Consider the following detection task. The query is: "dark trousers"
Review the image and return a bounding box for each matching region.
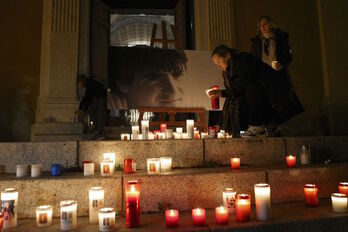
[88,97,107,133]
[244,82,271,126]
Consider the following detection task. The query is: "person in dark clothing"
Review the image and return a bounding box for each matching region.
[209,45,304,138]
[75,75,107,137]
[250,15,293,136]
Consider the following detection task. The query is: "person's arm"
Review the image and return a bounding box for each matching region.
[277,32,292,68]
[79,87,93,111]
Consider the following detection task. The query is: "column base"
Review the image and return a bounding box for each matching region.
[31,122,84,141]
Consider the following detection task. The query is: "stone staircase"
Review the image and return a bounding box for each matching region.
[0,137,348,231]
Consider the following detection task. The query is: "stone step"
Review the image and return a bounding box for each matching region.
[1,163,347,218]
[4,200,348,232]
[1,137,347,174]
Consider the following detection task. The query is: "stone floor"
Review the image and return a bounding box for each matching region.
[5,200,348,232]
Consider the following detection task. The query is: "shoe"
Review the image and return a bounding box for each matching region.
[267,124,283,137]
[241,125,268,138]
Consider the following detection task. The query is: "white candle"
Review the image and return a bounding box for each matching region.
[89,187,104,223]
[173,132,181,139]
[160,157,172,172]
[148,133,155,140]
[222,188,236,213]
[165,129,174,139]
[132,126,139,139]
[16,164,28,177]
[254,183,271,221]
[331,193,347,213]
[84,163,95,176]
[217,132,226,138]
[121,133,130,141]
[182,133,188,139]
[147,158,161,174]
[36,205,53,227]
[156,132,165,140]
[186,119,194,139]
[100,160,114,176]
[1,188,18,228]
[31,164,42,178]
[103,153,116,166]
[141,120,149,140]
[176,127,183,134]
[201,132,209,139]
[98,208,115,232]
[60,200,77,230]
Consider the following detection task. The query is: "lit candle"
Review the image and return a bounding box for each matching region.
[173,132,181,139]
[304,184,319,207]
[132,126,139,139]
[286,155,296,168]
[160,157,172,172]
[121,133,130,140]
[156,132,165,140]
[160,123,167,132]
[217,132,226,138]
[148,132,155,140]
[331,193,347,213]
[100,160,114,176]
[0,212,3,229]
[176,127,183,134]
[192,208,206,226]
[84,163,95,176]
[125,180,140,228]
[254,183,271,221]
[186,119,194,139]
[208,126,217,138]
[103,153,116,166]
[147,158,161,174]
[16,164,28,177]
[124,159,136,174]
[98,208,115,231]
[201,132,209,139]
[141,120,149,140]
[194,130,200,139]
[215,206,229,225]
[165,209,179,227]
[31,164,42,178]
[222,188,236,213]
[60,200,77,230]
[339,182,348,195]
[36,205,53,227]
[1,188,18,228]
[89,187,104,224]
[182,133,188,139]
[82,160,92,171]
[230,158,241,170]
[235,194,251,222]
[165,129,174,139]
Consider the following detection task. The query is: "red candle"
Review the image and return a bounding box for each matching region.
[125,180,140,227]
[124,159,136,174]
[210,85,220,110]
[286,155,296,168]
[208,126,218,138]
[235,194,251,222]
[230,158,241,170]
[304,184,318,207]
[160,123,167,132]
[194,130,200,139]
[215,206,229,225]
[192,208,205,226]
[339,182,348,195]
[165,209,179,227]
[82,160,92,171]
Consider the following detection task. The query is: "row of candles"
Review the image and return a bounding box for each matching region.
[2,181,347,230]
[120,121,230,140]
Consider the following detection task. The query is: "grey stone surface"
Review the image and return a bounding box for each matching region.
[5,200,348,232]
[123,168,266,213]
[205,138,286,167]
[0,142,78,173]
[0,172,122,218]
[79,140,203,170]
[285,136,348,163]
[267,163,348,203]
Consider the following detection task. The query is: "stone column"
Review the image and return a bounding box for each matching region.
[31,0,84,141]
[194,0,236,51]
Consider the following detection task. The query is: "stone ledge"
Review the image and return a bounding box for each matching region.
[123,168,266,213]
[0,172,122,218]
[204,138,286,166]
[267,163,348,203]
[0,141,78,173]
[79,140,203,170]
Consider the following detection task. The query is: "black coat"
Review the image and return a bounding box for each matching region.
[79,79,107,111]
[220,51,304,132]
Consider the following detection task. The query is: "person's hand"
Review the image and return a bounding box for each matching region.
[208,90,222,98]
[271,61,282,71]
